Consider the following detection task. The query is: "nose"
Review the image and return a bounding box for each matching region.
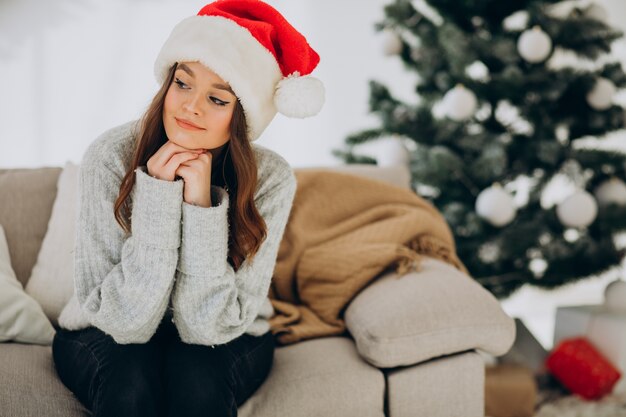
[183,93,203,115]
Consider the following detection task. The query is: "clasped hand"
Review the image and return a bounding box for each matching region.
[146,140,213,207]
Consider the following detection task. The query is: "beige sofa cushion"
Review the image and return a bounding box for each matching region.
[386,351,484,417]
[25,162,80,326]
[344,257,515,368]
[0,167,62,287]
[0,225,55,345]
[0,336,385,417]
[239,336,385,417]
[0,343,89,417]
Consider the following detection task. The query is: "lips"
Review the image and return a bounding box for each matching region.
[175,117,204,130]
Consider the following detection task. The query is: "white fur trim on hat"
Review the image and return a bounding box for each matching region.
[274,72,325,118]
[154,15,282,141]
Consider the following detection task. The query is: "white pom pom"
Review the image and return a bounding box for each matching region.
[274,74,325,118]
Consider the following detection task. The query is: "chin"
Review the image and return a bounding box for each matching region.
[166,127,200,149]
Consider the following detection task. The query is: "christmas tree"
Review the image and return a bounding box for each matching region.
[335,0,626,298]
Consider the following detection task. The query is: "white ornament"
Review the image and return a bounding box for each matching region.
[376,138,410,167]
[465,61,490,82]
[594,178,626,206]
[546,2,577,19]
[563,228,581,242]
[586,3,608,22]
[502,10,529,32]
[556,190,598,228]
[478,242,500,263]
[517,26,552,63]
[443,84,478,121]
[555,124,570,144]
[529,258,548,279]
[586,77,616,111]
[475,184,517,227]
[604,279,626,313]
[382,30,403,56]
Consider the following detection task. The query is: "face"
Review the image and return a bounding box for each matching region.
[163,61,237,158]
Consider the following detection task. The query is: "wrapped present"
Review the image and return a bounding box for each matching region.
[546,337,621,400]
[554,304,626,393]
[485,363,537,417]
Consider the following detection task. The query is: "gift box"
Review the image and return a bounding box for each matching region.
[546,337,621,400]
[485,363,537,417]
[554,304,626,393]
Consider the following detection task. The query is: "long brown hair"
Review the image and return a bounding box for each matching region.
[114,62,267,271]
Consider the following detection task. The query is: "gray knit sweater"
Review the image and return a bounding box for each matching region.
[56,119,297,346]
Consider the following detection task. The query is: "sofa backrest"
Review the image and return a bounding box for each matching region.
[295,164,411,190]
[0,164,411,287]
[0,167,63,287]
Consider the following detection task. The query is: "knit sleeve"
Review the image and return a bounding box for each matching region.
[73,154,183,344]
[171,167,297,346]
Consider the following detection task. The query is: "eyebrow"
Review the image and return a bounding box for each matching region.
[177,63,236,96]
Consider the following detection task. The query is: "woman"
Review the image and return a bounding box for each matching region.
[51,1,324,416]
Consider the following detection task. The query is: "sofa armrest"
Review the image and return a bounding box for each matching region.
[344,257,515,368]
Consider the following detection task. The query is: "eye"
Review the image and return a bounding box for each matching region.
[174,78,229,106]
[210,97,229,106]
[174,78,188,89]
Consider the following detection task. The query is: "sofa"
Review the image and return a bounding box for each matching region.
[0,161,515,417]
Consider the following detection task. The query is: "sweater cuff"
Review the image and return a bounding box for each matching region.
[178,185,229,276]
[131,166,184,249]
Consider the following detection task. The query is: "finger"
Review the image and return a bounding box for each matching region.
[196,153,213,163]
[151,141,178,166]
[177,152,211,167]
[174,164,195,179]
[177,158,205,173]
[175,163,189,173]
[166,150,200,165]
[154,142,203,168]
[176,159,210,181]
[164,152,199,176]
[184,155,212,174]
[174,165,186,180]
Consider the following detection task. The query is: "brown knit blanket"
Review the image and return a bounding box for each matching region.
[267,169,468,346]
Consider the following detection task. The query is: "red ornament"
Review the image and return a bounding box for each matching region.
[546,337,621,400]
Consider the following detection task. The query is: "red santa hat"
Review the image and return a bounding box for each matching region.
[154,0,324,142]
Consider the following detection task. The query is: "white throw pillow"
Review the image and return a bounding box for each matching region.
[25,161,79,326]
[0,224,55,345]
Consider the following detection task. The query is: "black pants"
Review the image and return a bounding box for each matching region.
[51,316,275,417]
